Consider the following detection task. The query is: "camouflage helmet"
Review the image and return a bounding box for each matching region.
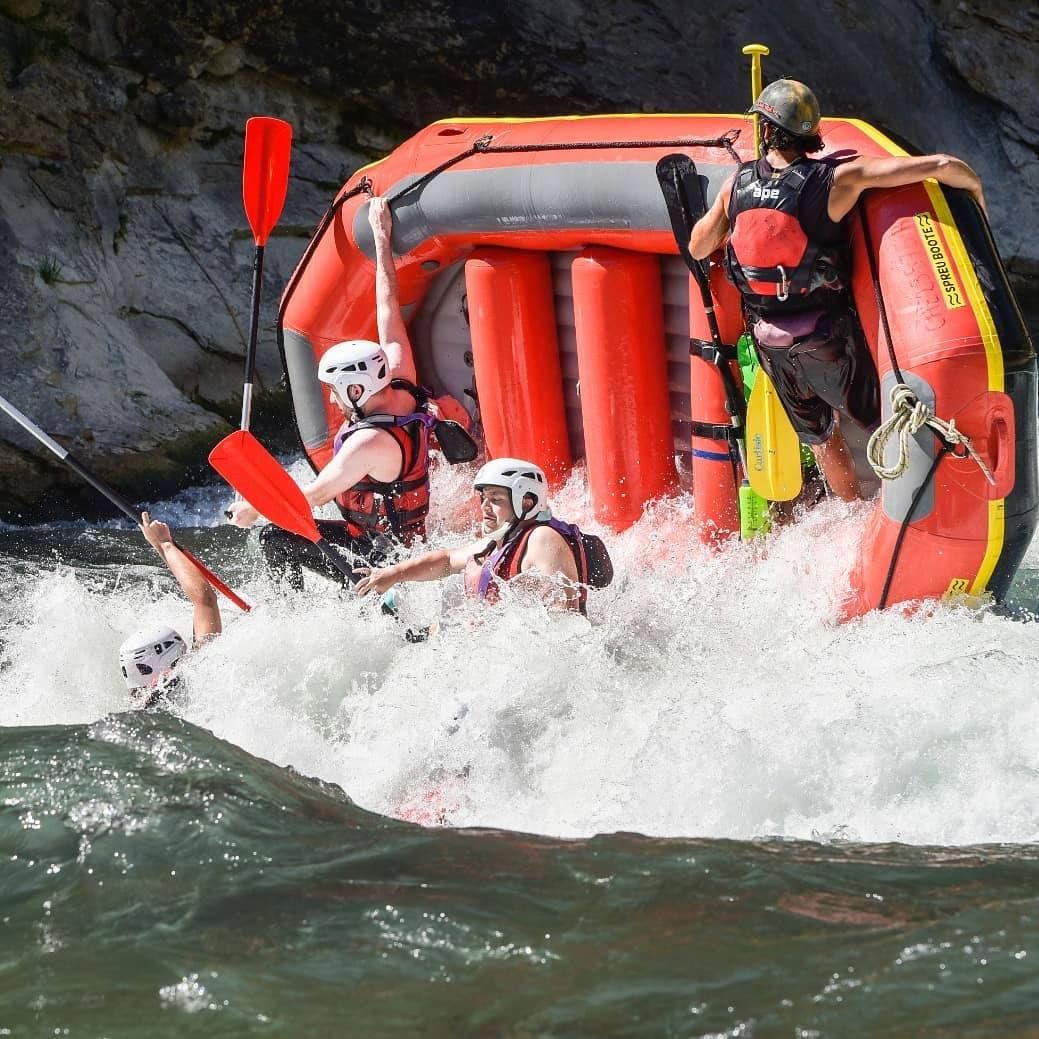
[749,79,821,137]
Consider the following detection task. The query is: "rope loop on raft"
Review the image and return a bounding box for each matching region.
[867,382,995,485]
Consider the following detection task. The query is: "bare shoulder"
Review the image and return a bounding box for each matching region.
[336,425,387,454]
[387,385,422,414]
[522,524,578,578]
[335,423,402,475]
[710,170,736,209]
[526,524,568,550]
[830,154,871,183]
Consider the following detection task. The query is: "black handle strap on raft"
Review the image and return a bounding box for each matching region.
[690,420,744,444]
[859,199,906,386]
[877,444,952,610]
[689,339,739,363]
[859,197,962,610]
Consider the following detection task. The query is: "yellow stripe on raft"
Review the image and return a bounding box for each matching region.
[920,188,1004,595]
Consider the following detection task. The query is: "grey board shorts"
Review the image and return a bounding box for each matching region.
[751,308,880,445]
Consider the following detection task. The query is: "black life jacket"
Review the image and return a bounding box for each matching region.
[725,158,848,314]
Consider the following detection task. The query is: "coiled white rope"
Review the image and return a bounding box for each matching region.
[866,382,995,485]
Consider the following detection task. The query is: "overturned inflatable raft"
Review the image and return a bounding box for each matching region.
[278,114,1037,620]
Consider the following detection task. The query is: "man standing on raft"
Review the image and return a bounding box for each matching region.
[688,79,986,501]
[227,196,435,586]
[355,458,612,615]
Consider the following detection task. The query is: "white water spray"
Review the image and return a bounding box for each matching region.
[2,460,1038,845]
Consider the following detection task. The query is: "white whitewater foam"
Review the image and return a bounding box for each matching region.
[2,460,1038,846]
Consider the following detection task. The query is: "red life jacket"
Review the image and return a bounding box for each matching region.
[462,518,590,615]
[725,158,847,313]
[333,382,432,545]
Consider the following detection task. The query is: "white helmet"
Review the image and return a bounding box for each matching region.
[118,625,187,691]
[317,339,391,411]
[474,457,549,519]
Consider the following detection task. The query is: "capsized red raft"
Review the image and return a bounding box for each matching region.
[277,114,1038,620]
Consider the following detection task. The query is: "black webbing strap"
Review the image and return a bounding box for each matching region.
[689,338,739,362]
[690,420,740,443]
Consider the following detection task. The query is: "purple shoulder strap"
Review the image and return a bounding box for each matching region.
[333,411,435,455]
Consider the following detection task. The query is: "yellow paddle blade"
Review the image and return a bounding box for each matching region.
[745,370,803,501]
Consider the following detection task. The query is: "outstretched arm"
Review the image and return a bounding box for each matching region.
[354,540,483,598]
[688,173,735,260]
[139,512,222,641]
[368,196,418,384]
[829,153,986,221]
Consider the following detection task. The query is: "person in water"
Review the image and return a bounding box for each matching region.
[227,195,435,587]
[354,458,611,615]
[688,78,986,501]
[118,512,222,706]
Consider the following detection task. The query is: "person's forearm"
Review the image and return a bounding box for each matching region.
[159,540,217,607]
[303,476,336,509]
[688,218,727,260]
[934,156,986,211]
[373,227,401,345]
[385,550,455,586]
[931,156,980,192]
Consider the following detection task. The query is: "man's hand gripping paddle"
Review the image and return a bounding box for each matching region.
[239,116,292,431]
[655,154,767,536]
[0,392,251,612]
[209,430,357,583]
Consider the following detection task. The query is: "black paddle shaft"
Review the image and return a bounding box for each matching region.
[315,536,361,583]
[244,244,265,388]
[655,153,748,430]
[64,453,142,525]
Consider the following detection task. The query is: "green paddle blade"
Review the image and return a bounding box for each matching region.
[738,482,771,538]
[746,370,803,501]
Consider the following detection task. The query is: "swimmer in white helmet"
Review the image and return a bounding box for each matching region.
[118,512,222,707]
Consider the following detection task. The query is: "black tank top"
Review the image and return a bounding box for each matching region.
[773,157,845,245]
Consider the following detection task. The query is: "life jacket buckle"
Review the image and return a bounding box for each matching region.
[776,265,790,302]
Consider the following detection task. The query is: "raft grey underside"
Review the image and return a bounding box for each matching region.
[280,163,1038,602]
[283,158,880,481]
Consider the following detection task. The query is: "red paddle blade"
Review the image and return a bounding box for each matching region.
[242,116,292,246]
[209,430,320,544]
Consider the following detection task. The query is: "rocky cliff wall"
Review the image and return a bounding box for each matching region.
[1,0,1036,520]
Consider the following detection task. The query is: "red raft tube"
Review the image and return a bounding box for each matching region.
[277,114,1037,620]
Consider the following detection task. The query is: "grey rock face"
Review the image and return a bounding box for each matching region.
[0,0,1035,519]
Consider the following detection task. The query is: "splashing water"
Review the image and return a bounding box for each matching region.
[1,457,1037,846]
